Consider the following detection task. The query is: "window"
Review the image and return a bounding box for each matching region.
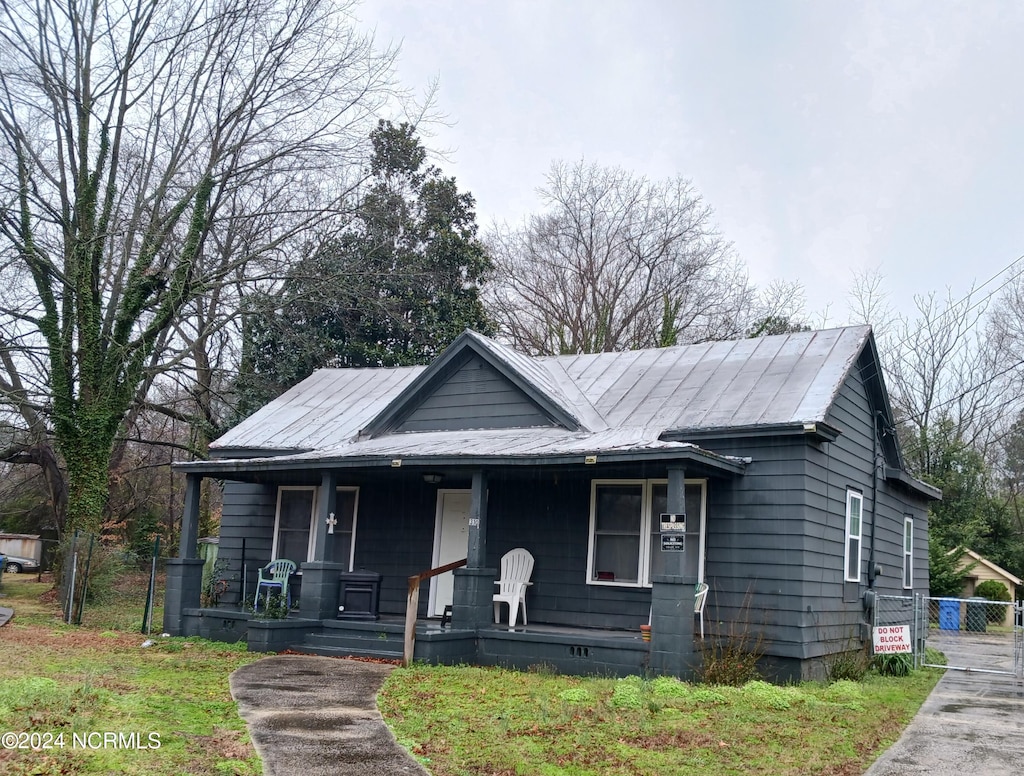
[272,486,359,569]
[274,487,316,563]
[844,490,863,582]
[902,516,913,589]
[587,479,706,587]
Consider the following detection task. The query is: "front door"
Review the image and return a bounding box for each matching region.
[428,489,472,616]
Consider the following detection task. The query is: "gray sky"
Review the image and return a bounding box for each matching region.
[356,0,1024,323]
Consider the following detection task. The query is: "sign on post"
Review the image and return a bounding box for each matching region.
[872,624,913,654]
[660,513,685,532]
[660,534,685,552]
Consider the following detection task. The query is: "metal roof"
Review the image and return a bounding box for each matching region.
[211,325,873,460]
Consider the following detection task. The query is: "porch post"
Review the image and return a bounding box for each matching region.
[164,472,205,635]
[453,470,496,629]
[649,465,698,679]
[300,471,345,621]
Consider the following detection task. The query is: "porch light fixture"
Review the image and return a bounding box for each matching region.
[422,473,443,484]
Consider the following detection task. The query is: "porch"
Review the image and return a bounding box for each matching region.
[180,606,659,676]
[165,459,719,679]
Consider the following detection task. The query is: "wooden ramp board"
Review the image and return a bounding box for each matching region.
[0,606,13,627]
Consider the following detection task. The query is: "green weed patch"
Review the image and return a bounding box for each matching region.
[380,662,941,776]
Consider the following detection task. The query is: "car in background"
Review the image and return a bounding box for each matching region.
[0,554,40,573]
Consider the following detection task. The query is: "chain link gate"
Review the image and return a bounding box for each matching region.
[874,594,1023,679]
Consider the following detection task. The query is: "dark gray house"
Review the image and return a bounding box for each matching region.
[164,325,939,681]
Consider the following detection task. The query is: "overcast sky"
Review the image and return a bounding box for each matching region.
[355,0,1024,324]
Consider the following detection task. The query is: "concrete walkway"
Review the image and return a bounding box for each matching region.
[230,655,428,776]
[864,632,1024,776]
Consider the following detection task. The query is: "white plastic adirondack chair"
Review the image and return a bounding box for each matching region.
[694,581,709,639]
[493,548,534,629]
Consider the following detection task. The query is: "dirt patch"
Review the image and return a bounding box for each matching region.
[0,622,141,651]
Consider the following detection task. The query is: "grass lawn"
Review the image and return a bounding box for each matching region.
[0,573,268,775]
[0,571,943,776]
[380,661,942,776]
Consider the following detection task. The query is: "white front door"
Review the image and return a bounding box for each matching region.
[428,489,472,617]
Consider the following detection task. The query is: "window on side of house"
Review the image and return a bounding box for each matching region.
[902,515,913,589]
[587,478,706,587]
[272,485,360,566]
[844,489,863,582]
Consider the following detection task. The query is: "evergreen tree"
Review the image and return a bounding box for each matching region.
[236,122,494,415]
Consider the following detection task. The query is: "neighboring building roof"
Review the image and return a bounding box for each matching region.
[214,326,873,452]
[952,548,1024,587]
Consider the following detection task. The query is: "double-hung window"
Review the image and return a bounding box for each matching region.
[902,516,913,589]
[844,490,863,582]
[587,478,706,587]
[272,486,359,569]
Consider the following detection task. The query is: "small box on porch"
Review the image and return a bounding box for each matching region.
[337,570,382,620]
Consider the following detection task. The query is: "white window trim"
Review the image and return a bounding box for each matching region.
[337,486,360,572]
[272,486,317,563]
[902,516,913,590]
[271,485,360,568]
[586,478,707,588]
[844,489,863,583]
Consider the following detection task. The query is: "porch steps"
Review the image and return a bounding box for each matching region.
[295,632,404,660]
[289,619,477,663]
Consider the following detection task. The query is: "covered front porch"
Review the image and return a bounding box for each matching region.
[164,448,740,679]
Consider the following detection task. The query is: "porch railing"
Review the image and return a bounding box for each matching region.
[405,558,467,666]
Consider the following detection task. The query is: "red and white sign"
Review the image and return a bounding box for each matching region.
[873,625,913,654]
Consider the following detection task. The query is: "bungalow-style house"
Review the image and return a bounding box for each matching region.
[164,325,939,681]
[953,548,1022,627]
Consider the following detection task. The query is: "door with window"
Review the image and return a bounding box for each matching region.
[428,489,472,616]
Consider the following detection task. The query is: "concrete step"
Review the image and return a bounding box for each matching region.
[291,642,403,660]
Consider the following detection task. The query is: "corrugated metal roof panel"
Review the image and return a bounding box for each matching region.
[210,325,874,456]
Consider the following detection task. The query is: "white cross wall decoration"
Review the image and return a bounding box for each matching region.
[326,512,337,535]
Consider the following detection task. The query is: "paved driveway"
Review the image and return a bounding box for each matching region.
[864,630,1023,776]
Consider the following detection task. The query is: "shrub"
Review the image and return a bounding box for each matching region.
[53,536,126,606]
[826,648,871,682]
[975,580,1012,623]
[699,638,762,685]
[697,586,765,686]
[873,653,913,677]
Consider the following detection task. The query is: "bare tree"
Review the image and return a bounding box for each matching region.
[486,160,750,354]
[0,0,399,534]
[878,289,1005,475]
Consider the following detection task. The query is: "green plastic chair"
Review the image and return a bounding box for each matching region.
[254,559,296,611]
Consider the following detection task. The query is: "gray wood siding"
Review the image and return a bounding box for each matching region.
[216,481,277,606]
[395,354,557,432]
[347,477,441,617]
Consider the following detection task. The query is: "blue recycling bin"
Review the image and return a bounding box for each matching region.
[938,599,960,630]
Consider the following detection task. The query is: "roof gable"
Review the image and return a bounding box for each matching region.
[359,331,592,438]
